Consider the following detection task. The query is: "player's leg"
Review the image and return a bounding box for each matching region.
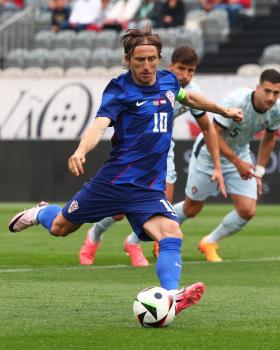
[143,215,206,314]
[206,195,256,241]
[9,201,81,236]
[153,142,177,258]
[123,231,149,267]
[153,182,175,258]
[173,152,215,224]
[79,214,124,265]
[173,196,204,224]
[199,173,257,262]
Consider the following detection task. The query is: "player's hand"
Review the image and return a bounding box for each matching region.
[223,108,243,123]
[68,150,86,176]
[256,177,263,197]
[211,168,227,198]
[234,159,256,180]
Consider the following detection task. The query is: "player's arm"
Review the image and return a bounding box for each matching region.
[177,88,243,122]
[255,130,277,195]
[68,116,111,176]
[197,114,226,197]
[214,122,256,179]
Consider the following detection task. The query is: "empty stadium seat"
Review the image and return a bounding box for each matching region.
[108,66,125,78]
[52,31,76,49]
[159,47,174,70]
[66,48,91,68]
[88,48,113,68]
[23,67,44,78]
[42,66,65,78]
[108,47,124,68]
[72,31,98,50]
[175,28,204,59]
[2,67,23,77]
[95,30,118,49]
[87,66,109,78]
[237,63,262,76]
[4,48,28,68]
[24,48,49,68]
[261,63,280,72]
[259,44,280,65]
[65,67,87,78]
[45,48,69,68]
[34,30,55,50]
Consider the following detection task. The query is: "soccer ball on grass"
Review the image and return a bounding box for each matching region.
[133,286,176,328]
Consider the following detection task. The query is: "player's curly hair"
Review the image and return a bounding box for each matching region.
[120,27,162,60]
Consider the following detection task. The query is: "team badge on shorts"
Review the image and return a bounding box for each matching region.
[166,91,175,108]
[68,200,79,213]
[192,186,198,195]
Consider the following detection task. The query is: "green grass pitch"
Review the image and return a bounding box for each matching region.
[1,203,280,350]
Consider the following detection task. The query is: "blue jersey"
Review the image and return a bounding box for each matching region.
[91,70,181,192]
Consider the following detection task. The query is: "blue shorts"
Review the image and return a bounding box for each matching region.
[62,180,179,241]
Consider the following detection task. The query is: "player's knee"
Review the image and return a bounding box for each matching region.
[184,203,201,218]
[50,223,70,237]
[238,207,256,220]
[162,221,183,239]
[112,214,125,221]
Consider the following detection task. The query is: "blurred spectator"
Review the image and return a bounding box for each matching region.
[103,0,141,31]
[130,0,161,28]
[199,0,251,27]
[157,0,186,28]
[0,0,24,10]
[87,0,114,31]
[222,0,252,27]
[199,0,222,12]
[59,0,102,32]
[48,0,70,32]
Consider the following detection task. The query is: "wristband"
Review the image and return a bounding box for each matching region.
[255,165,265,177]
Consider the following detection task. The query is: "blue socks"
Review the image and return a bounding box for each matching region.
[37,205,61,231]
[156,237,182,290]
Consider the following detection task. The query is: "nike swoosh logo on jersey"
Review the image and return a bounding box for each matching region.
[136,100,148,106]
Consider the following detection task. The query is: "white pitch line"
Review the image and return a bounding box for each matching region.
[0,256,280,274]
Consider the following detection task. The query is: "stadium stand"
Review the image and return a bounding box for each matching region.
[259,44,280,66]
[64,66,87,77]
[66,47,91,68]
[87,65,108,78]
[4,48,28,68]
[41,65,64,77]
[24,48,49,68]
[34,30,55,49]
[22,66,44,77]
[198,0,280,72]
[2,66,23,76]
[236,63,262,76]
[1,0,279,75]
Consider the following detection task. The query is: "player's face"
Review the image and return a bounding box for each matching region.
[126,45,160,86]
[168,62,196,87]
[255,81,280,111]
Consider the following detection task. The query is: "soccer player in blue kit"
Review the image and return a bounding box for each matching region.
[9,27,243,315]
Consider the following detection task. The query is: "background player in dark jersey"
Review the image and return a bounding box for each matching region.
[9,27,242,315]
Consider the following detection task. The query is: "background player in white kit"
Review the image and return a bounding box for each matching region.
[173,69,280,262]
[79,46,226,266]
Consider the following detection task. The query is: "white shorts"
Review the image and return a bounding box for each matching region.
[166,141,177,184]
[185,153,257,201]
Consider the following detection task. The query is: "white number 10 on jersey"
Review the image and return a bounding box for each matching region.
[153,112,168,133]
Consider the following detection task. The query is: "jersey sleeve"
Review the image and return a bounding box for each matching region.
[96,79,126,123]
[213,90,242,129]
[266,104,280,132]
[188,83,206,118]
